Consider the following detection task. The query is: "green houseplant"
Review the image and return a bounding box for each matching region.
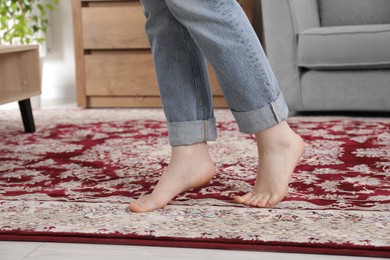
[0,0,59,45]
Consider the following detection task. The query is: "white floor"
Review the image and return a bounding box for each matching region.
[0,98,78,110]
[0,100,383,260]
[0,241,381,260]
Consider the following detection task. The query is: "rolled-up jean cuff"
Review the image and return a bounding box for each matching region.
[167,117,217,146]
[231,94,289,134]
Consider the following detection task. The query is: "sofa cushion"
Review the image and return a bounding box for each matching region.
[319,0,390,26]
[298,24,390,70]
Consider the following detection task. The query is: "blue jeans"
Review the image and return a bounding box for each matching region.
[140,0,289,146]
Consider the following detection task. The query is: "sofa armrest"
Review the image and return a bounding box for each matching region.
[261,0,319,110]
[289,0,320,33]
[262,0,303,110]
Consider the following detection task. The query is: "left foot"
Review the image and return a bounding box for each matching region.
[128,142,216,213]
[234,121,304,208]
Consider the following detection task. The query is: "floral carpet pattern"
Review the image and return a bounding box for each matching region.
[0,109,389,257]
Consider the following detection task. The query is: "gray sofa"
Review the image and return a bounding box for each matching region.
[261,0,390,111]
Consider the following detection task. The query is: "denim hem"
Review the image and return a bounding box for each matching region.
[231,94,289,134]
[167,117,217,146]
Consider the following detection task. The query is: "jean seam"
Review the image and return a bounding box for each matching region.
[204,120,208,141]
[270,101,281,123]
[183,26,204,120]
[217,0,274,100]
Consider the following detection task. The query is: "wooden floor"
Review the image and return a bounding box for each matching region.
[0,241,379,260]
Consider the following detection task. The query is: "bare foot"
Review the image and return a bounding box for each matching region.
[234,121,304,208]
[128,142,216,213]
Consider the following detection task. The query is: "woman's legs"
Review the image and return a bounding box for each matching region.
[130,0,304,212]
[164,0,289,131]
[140,0,217,146]
[129,0,216,212]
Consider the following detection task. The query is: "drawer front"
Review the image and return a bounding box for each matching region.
[87,96,227,108]
[0,49,41,104]
[85,51,159,96]
[82,2,150,49]
[85,52,225,97]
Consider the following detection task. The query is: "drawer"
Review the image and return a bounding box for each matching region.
[0,47,41,104]
[85,51,159,96]
[82,2,150,49]
[87,96,227,108]
[85,51,225,97]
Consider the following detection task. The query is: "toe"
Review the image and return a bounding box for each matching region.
[128,202,146,213]
[266,194,283,207]
[234,192,254,204]
[246,194,263,207]
[128,201,162,213]
[128,200,148,213]
[258,195,270,208]
[254,195,266,207]
[128,195,163,213]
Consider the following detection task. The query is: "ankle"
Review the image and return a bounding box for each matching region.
[255,121,294,142]
[170,142,212,162]
[172,141,207,153]
[255,122,300,151]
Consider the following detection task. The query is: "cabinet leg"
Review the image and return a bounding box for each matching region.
[18,99,36,133]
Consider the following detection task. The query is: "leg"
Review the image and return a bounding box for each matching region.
[165,0,288,128]
[129,0,216,213]
[165,0,304,207]
[141,0,216,146]
[18,99,36,133]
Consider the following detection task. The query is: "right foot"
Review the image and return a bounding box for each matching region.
[128,142,216,213]
[234,121,304,208]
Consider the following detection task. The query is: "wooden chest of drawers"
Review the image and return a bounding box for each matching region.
[72,0,261,108]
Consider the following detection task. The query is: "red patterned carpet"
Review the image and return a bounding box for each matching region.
[0,109,389,257]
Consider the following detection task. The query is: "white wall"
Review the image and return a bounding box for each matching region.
[0,0,75,110]
[41,0,76,102]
